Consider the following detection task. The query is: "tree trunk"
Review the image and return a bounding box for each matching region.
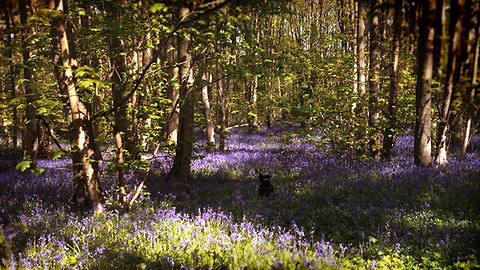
[37,122,52,158]
[247,76,260,132]
[382,0,403,160]
[129,47,140,160]
[50,0,103,214]
[368,0,382,161]
[407,0,421,54]
[201,70,215,152]
[3,3,18,151]
[166,38,180,148]
[462,25,479,156]
[436,0,466,165]
[19,0,37,169]
[433,0,445,74]
[356,0,367,98]
[109,3,129,205]
[139,34,152,151]
[169,4,195,181]
[414,0,436,166]
[217,63,228,151]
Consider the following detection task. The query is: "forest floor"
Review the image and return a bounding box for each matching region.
[1,125,479,269]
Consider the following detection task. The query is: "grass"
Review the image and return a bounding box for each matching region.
[0,126,479,269]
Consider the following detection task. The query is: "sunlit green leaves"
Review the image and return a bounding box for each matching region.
[149,3,168,14]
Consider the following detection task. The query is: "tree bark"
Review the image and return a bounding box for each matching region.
[368,0,382,161]
[247,75,260,132]
[433,0,445,74]
[217,62,228,151]
[50,0,103,214]
[37,122,52,158]
[166,38,180,148]
[109,2,129,205]
[3,3,18,151]
[414,0,436,166]
[169,4,195,181]
[129,47,140,160]
[382,0,403,160]
[19,0,38,169]
[436,0,466,165]
[139,34,152,150]
[356,0,367,98]
[462,25,479,156]
[201,70,215,152]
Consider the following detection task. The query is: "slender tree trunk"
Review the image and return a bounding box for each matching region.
[368,0,382,161]
[247,75,260,132]
[166,38,180,148]
[129,48,140,160]
[414,0,436,166]
[436,0,466,165]
[201,70,215,152]
[356,0,366,98]
[354,0,367,154]
[247,15,260,132]
[50,0,103,214]
[37,122,52,158]
[408,0,421,54]
[169,4,195,181]
[433,0,444,74]
[4,4,18,151]
[382,0,403,160]
[217,63,228,151]
[140,34,152,150]
[108,1,130,204]
[19,0,37,169]
[462,26,479,156]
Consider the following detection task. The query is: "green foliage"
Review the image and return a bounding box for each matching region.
[15,161,31,172]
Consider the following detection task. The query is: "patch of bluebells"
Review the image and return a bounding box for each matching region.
[0,126,479,268]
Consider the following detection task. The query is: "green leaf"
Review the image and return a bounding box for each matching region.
[31,168,45,174]
[52,151,65,160]
[77,8,86,16]
[15,161,32,172]
[8,96,23,105]
[149,3,167,13]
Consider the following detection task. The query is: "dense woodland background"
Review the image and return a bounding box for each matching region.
[0,0,480,268]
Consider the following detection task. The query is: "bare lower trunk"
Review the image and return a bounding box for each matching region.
[436,0,466,165]
[462,25,479,156]
[382,0,402,160]
[114,130,126,205]
[202,71,215,151]
[37,122,52,158]
[217,67,227,151]
[72,118,104,214]
[247,76,260,132]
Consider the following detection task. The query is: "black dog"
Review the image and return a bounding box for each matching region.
[258,173,274,197]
